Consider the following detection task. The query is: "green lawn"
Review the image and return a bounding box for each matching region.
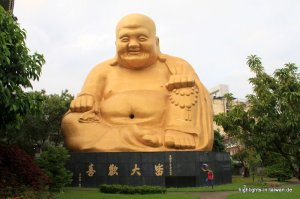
[168,175,279,192]
[57,188,198,199]
[56,176,300,199]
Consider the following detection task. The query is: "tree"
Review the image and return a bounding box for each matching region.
[232,148,250,177]
[212,129,226,152]
[266,159,293,182]
[40,90,73,146]
[247,148,262,183]
[215,55,300,180]
[37,146,72,192]
[7,90,73,154]
[0,6,45,139]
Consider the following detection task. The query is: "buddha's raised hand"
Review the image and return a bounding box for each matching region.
[70,94,94,112]
[165,74,195,91]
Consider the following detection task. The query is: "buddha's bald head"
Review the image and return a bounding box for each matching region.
[116,13,156,36]
[115,14,160,69]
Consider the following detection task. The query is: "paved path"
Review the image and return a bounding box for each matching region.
[172,191,237,199]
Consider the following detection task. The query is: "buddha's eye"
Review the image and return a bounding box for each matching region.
[120,37,129,42]
[138,36,148,42]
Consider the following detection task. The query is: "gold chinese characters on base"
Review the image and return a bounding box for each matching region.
[85,162,165,177]
[61,13,213,152]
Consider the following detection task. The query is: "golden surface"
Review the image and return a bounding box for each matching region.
[61,14,213,152]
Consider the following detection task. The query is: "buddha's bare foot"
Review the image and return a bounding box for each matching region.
[165,130,195,149]
[142,134,162,147]
[132,127,163,147]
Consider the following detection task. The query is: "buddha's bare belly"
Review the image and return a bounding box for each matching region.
[100,90,168,126]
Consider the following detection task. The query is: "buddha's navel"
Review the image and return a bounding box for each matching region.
[100,90,168,125]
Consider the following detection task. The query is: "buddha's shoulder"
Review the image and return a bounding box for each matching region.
[160,54,191,66]
[91,58,118,71]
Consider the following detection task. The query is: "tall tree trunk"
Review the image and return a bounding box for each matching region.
[296,163,300,181]
[243,167,250,177]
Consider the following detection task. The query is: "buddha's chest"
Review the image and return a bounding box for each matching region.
[99,63,170,125]
[104,63,170,92]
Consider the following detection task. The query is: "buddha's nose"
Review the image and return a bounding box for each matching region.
[128,39,139,49]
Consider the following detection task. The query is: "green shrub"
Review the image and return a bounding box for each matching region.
[37,146,73,192]
[99,184,167,194]
[265,163,293,181]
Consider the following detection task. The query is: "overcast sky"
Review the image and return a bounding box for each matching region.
[14,0,300,99]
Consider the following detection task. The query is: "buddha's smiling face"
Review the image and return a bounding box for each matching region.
[115,14,159,69]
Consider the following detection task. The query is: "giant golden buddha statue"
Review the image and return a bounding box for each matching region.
[61,14,213,152]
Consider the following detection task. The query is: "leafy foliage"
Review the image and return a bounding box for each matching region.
[247,148,262,183]
[0,6,45,137]
[232,149,250,177]
[0,144,48,197]
[4,90,73,154]
[215,55,300,180]
[266,158,293,181]
[212,129,226,152]
[37,146,73,192]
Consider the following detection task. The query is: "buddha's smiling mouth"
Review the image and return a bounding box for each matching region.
[128,51,141,55]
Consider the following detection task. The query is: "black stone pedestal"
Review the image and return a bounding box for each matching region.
[66,151,231,187]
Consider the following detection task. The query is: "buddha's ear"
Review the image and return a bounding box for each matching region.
[156,37,160,46]
[156,36,162,55]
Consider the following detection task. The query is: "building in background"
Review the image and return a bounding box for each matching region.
[210,84,230,116]
[209,84,246,155]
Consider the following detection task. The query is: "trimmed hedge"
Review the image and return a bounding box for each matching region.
[99,184,167,194]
